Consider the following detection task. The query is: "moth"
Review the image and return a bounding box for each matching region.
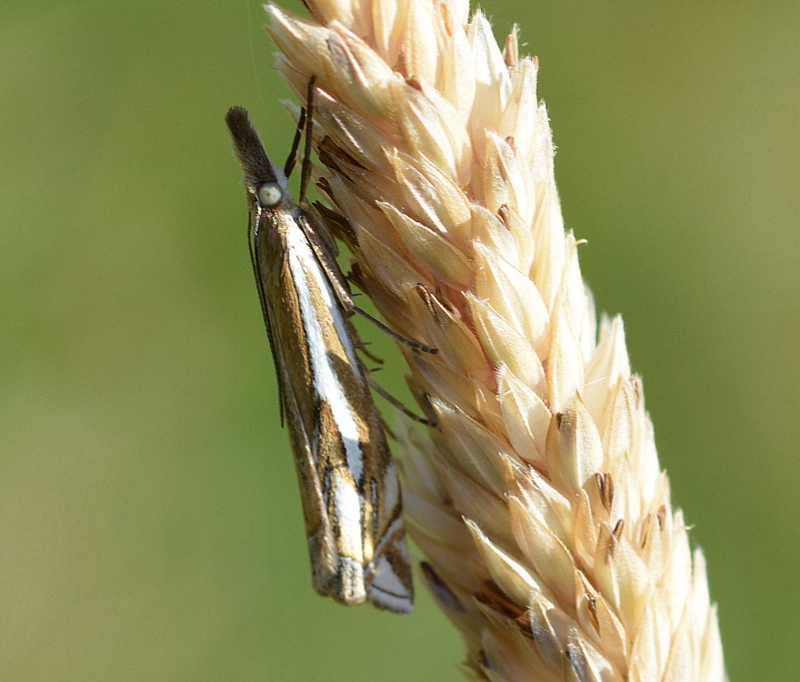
[225,95,413,612]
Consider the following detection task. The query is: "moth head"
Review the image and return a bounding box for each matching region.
[225,107,290,209]
[256,181,285,208]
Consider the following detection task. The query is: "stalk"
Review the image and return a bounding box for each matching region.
[266,1,726,678]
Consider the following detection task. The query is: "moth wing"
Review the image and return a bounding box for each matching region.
[296,202,354,312]
[252,202,413,611]
[276,352,342,597]
[358,418,414,613]
[293,211,415,612]
[252,212,343,597]
[248,210,288,428]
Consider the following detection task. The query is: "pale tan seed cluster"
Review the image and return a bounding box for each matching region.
[266,0,726,678]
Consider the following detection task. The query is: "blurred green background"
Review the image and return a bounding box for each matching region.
[1,0,797,679]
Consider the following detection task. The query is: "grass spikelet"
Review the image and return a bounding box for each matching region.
[265,0,727,678]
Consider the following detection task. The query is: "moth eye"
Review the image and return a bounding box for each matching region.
[257,182,283,207]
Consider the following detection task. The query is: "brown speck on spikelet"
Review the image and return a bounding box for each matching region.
[265,0,726,679]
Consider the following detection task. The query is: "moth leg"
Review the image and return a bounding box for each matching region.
[353,341,385,367]
[299,75,317,201]
[282,106,307,179]
[366,375,437,428]
[284,74,317,183]
[353,306,438,354]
